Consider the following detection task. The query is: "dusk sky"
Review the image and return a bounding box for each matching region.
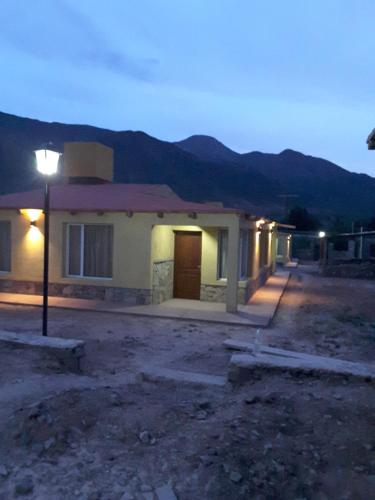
[1,0,374,175]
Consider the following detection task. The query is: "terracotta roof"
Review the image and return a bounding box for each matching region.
[0,183,241,214]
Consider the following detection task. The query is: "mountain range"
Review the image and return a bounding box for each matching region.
[0,111,374,220]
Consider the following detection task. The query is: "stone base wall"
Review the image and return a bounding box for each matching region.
[0,279,151,305]
[152,260,174,304]
[200,265,273,305]
[200,284,227,303]
[200,283,252,305]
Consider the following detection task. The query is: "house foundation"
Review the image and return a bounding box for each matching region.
[0,279,151,305]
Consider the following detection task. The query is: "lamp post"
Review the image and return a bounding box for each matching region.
[35,149,60,336]
[318,231,327,266]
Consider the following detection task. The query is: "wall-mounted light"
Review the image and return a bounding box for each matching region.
[20,208,43,224]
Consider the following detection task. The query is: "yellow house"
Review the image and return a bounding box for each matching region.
[0,142,287,313]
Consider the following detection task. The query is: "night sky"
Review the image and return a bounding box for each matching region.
[1,0,374,175]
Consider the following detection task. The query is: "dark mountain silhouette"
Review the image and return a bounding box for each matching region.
[176,135,375,217]
[0,112,278,215]
[175,135,240,164]
[0,112,374,219]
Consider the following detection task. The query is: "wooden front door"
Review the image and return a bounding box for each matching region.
[173,231,202,299]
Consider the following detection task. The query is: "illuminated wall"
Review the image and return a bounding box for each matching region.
[0,208,278,293]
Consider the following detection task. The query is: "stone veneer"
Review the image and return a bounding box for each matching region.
[0,279,151,305]
[152,260,174,304]
[200,265,272,305]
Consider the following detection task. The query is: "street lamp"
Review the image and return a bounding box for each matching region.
[35,149,60,336]
[318,230,327,265]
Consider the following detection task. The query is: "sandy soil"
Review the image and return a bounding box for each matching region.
[264,264,375,363]
[0,264,374,499]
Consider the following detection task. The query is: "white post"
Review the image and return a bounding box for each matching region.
[226,219,240,313]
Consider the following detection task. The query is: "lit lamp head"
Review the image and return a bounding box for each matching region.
[35,149,60,176]
[318,231,326,238]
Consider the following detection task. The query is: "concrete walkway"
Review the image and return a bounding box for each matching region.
[0,271,289,327]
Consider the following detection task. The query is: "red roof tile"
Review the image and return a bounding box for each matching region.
[0,183,241,215]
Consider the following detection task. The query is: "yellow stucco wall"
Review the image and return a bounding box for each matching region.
[151,225,220,285]
[150,220,275,287]
[63,142,113,182]
[1,210,257,291]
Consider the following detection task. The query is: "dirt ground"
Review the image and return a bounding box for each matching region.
[0,264,374,499]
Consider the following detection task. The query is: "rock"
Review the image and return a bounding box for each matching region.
[354,465,365,473]
[244,396,261,405]
[142,493,154,500]
[120,493,135,500]
[138,431,156,445]
[140,484,153,492]
[28,405,42,420]
[14,475,34,495]
[229,471,243,483]
[200,455,214,466]
[44,437,56,450]
[222,463,230,474]
[197,400,211,410]
[155,483,177,500]
[0,464,9,478]
[109,392,122,407]
[263,443,273,454]
[196,410,208,420]
[81,417,96,430]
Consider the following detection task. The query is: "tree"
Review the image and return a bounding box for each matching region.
[286,206,319,231]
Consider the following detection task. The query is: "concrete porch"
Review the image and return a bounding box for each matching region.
[0,271,290,327]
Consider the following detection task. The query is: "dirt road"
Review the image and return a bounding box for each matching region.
[0,265,374,499]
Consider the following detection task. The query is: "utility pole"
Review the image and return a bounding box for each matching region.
[278,194,299,218]
[359,226,363,260]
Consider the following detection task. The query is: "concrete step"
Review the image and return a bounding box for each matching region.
[0,330,85,372]
[225,339,375,383]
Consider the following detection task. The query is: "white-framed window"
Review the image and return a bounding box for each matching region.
[217,229,250,280]
[0,221,11,273]
[239,229,249,279]
[217,229,228,279]
[66,224,113,279]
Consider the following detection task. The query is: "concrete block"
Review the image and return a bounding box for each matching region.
[0,330,85,372]
[227,346,375,383]
[141,366,227,387]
